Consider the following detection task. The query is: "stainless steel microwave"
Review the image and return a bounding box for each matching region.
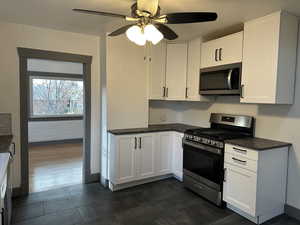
[199,64,241,95]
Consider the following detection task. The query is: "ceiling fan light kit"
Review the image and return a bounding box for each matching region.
[126,24,164,46]
[73,0,217,46]
[144,24,164,45]
[126,25,147,46]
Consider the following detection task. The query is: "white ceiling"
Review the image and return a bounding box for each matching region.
[1,0,300,40]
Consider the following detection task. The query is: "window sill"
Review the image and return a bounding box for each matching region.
[29,116,83,121]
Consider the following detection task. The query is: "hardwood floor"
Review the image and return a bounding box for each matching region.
[29,143,83,193]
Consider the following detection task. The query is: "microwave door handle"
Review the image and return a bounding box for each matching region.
[227,69,233,90]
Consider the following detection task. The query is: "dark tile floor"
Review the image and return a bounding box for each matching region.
[12,178,300,225]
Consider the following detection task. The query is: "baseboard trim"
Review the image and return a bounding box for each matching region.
[285,204,300,221]
[109,174,173,191]
[29,138,83,146]
[85,173,100,183]
[100,175,109,188]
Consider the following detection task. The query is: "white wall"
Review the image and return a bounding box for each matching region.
[28,120,83,143]
[0,21,101,187]
[149,25,300,210]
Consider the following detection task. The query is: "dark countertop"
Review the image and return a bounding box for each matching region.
[108,123,201,135]
[225,137,292,151]
[0,135,13,152]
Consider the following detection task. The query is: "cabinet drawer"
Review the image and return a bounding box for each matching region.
[225,153,257,173]
[225,144,258,161]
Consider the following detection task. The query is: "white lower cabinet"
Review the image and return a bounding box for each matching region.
[138,134,156,180]
[115,135,137,184]
[172,132,184,180]
[109,133,155,185]
[109,131,184,188]
[223,144,289,224]
[155,132,173,175]
[223,163,257,217]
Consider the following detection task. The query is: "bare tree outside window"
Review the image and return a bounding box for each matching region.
[31,78,83,117]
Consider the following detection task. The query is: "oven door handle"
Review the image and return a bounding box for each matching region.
[182,140,222,155]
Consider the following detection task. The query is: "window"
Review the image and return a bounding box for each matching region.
[30,77,83,118]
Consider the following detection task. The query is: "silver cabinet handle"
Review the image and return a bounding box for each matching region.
[240,84,245,98]
[223,168,227,182]
[166,88,169,98]
[163,87,166,97]
[134,137,137,149]
[215,49,218,61]
[10,142,16,159]
[232,157,247,165]
[219,48,222,61]
[139,137,142,149]
[233,147,247,154]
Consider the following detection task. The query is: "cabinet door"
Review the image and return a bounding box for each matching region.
[216,32,243,66]
[241,14,279,104]
[241,12,297,104]
[165,43,188,100]
[187,38,209,102]
[116,135,137,184]
[223,163,257,217]
[107,35,148,130]
[172,132,184,180]
[201,40,219,68]
[156,132,173,175]
[137,133,156,179]
[148,42,167,100]
[201,32,243,68]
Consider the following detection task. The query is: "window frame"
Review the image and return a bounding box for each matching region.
[28,71,84,121]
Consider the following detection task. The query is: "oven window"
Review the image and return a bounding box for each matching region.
[183,144,223,184]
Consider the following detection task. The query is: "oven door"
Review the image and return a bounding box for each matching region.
[183,141,223,191]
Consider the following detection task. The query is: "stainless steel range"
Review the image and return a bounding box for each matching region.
[183,113,254,206]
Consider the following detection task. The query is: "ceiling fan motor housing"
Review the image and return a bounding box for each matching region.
[131,3,161,18]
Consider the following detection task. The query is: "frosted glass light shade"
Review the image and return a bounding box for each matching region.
[144,24,163,45]
[126,25,146,46]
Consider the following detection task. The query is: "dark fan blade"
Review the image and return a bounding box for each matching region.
[72,9,126,18]
[108,25,133,36]
[155,24,178,40]
[165,12,217,24]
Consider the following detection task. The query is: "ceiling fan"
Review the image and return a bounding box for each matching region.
[73,0,217,46]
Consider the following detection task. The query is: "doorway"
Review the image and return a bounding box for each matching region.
[18,48,92,195]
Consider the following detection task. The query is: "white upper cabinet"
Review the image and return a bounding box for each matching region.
[241,11,298,104]
[148,42,167,100]
[165,43,188,100]
[201,32,243,69]
[107,35,148,130]
[187,38,210,101]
